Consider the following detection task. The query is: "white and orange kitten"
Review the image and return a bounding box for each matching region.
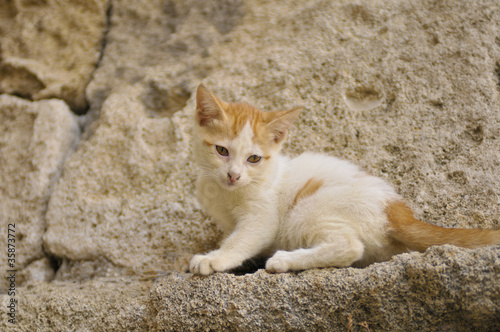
[189,83,500,275]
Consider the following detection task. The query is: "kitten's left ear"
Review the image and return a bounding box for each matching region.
[266,107,302,143]
[196,83,227,127]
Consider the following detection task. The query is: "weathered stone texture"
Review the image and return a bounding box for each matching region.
[1,278,151,331]
[150,246,500,331]
[0,0,108,112]
[0,96,79,290]
[43,87,219,275]
[85,0,240,116]
[0,0,499,331]
[45,0,252,279]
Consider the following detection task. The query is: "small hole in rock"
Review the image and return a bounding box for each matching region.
[343,86,384,112]
[144,82,191,118]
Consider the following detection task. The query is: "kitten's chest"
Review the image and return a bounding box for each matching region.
[195,178,243,232]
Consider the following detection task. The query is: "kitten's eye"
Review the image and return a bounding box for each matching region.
[247,155,262,163]
[216,145,229,156]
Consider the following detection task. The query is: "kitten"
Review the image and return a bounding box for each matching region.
[189,83,500,275]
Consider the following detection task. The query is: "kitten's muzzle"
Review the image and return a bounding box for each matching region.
[227,171,241,184]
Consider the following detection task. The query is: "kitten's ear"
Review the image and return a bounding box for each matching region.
[196,83,227,127]
[266,107,302,143]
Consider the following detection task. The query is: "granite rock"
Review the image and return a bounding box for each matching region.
[45,0,250,278]
[0,0,499,330]
[43,86,219,276]
[1,277,151,331]
[0,0,109,112]
[150,246,500,331]
[0,95,79,289]
[85,0,238,118]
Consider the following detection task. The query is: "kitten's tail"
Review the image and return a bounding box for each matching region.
[386,201,500,252]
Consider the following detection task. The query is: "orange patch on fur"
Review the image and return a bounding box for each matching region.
[222,103,280,151]
[386,200,500,252]
[292,178,324,208]
[223,103,266,138]
[196,84,301,154]
[214,103,297,155]
[199,102,273,150]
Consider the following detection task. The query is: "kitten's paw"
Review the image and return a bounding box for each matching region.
[189,253,238,275]
[266,251,294,273]
[189,254,215,275]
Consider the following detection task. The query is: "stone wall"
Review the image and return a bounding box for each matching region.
[0,0,499,330]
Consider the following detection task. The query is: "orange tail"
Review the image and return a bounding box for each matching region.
[386,201,500,252]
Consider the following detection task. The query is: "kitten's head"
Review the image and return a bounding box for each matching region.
[194,83,301,190]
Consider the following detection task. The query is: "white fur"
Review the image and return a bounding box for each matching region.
[190,117,405,275]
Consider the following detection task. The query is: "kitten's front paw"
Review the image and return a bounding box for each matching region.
[266,251,293,273]
[189,254,215,275]
[189,253,239,275]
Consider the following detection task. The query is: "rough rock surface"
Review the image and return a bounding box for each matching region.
[43,87,218,274]
[85,0,235,116]
[0,0,108,112]
[46,0,250,279]
[0,96,79,290]
[3,278,151,331]
[151,246,500,331]
[0,0,499,331]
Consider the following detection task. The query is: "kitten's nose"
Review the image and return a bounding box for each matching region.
[227,171,241,183]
